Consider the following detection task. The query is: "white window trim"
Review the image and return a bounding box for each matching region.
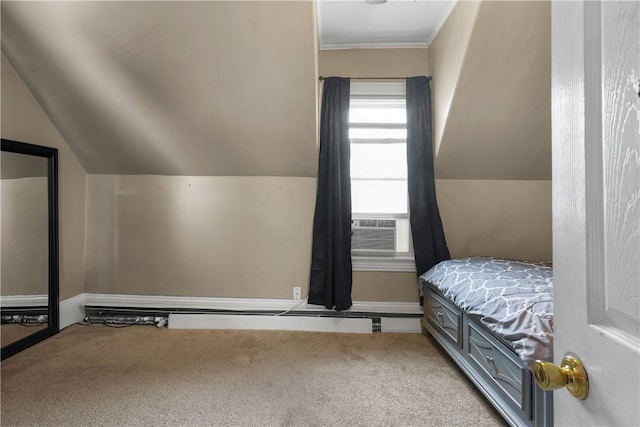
[349,81,414,272]
[352,255,416,272]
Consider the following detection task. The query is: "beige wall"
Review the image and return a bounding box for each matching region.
[1,150,48,179]
[84,175,317,298]
[427,1,552,260]
[1,54,88,300]
[431,1,551,180]
[1,177,49,296]
[318,48,429,78]
[429,1,481,154]
[352,271,420,302]
[436,180,552,262]
[84,174,424,302]
[81,48,432,303]
[0,23,551,306]
[2,1,319,177]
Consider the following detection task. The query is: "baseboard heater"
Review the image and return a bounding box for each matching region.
[1,307,49,325]
[1,314,48,325]
[169,313,374,333]
[82,306,421,333]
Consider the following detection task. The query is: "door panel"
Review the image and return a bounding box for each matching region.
[552,1,640,425]
[588,0,640,339]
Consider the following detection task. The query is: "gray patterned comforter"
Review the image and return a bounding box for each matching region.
[419,257,553,367]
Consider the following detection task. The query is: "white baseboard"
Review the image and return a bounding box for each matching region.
[169,313,373,334]
[83,293,422,315]
[60,293,86,329]
[56,293,422,333]
[0,294,48,307]
[0,294,84,330]
[0,293,86,329]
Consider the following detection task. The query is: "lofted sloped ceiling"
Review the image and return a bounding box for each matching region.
[433,0,551,180]
[1,1,318,176]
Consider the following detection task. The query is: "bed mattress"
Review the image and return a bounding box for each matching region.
[419,257,553,367]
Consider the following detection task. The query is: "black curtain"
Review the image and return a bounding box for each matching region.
[406,76,450,276]
[308,77,352,311]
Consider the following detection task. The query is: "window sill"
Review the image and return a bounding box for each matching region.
[352,255,416,272]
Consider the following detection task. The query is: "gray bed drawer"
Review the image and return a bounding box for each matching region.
[467,321,531,418]
[425,290,462,348]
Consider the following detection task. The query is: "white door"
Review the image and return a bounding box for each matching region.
[552,1,640,426]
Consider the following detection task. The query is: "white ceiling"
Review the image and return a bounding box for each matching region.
[317,0,457,49]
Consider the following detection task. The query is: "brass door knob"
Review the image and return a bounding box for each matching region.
[532,355,589,400]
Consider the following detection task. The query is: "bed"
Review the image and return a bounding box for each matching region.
[419,257,554,427]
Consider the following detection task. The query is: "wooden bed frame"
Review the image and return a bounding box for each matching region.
[421,283,553,427]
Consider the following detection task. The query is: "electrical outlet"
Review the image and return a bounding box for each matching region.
[293,286,302,300]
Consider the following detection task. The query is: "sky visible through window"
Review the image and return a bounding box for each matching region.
[350,95,407,215]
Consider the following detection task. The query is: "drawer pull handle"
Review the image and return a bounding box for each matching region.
[486,356,494,363]
[436,311,444,322]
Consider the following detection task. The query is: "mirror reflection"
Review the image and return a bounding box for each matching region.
[1,151,49,347]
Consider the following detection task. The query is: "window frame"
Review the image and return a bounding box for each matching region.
[349,82,415,272]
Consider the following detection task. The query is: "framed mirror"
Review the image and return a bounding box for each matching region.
[1,138,59,360]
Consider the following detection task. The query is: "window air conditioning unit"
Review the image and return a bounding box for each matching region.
[351,219,396,254]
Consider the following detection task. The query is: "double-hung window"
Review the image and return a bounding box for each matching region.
[349,82,414,271]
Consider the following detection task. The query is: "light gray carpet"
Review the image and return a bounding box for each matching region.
[1,324,506,426]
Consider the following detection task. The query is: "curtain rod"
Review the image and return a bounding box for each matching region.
[318,76,430,81]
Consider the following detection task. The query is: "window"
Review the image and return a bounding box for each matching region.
[349,82,414,271]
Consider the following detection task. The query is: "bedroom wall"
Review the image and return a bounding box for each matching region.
[1,3,552,307]
[82,159,422,303]
[84,175,317,299]
[81,48,430,303]
[318,48,429,78]
[429,0,552,262]
[1,177,49,296]
[1,54,88,300]
[428,0,481,154]
[431,0,551,180]
[1,1,319,178]
[436,180,552,262]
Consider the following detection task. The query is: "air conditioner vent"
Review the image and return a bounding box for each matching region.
[352,219,396,253]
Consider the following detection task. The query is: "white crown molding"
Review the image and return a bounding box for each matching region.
[319,42,429,50]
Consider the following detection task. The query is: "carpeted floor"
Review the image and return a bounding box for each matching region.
[1,324,48,347]
[1,325,506,426]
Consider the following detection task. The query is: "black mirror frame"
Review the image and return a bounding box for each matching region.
[1,138,59,360]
